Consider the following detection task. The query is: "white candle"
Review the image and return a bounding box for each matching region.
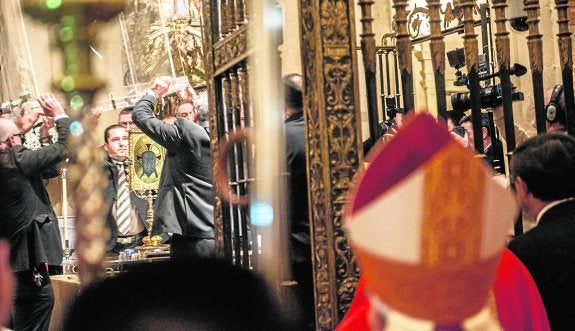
[61,166,69,248]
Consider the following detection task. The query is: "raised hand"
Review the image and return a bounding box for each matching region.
[16,101,42,133]
[174,82,197,104]
[150,76,172,99]
[39,116,55,139]
[37,93,65,118]
[91,106,103,121]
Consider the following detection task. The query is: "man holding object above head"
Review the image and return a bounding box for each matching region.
[132,77,215,260]
[0,93,70,331]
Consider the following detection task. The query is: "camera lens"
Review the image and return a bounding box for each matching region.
[450,92,470,113]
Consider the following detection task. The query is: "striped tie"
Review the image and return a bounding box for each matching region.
[116,162,132,235]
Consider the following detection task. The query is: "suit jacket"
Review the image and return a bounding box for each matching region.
[284,112,311,264]
[132,95,214,239]
[102,159,148,252]
[508,199,575,331]
[0,117,70,272]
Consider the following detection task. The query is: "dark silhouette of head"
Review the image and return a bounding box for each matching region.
[283,74,303,112]
[511,133,575,202]
[63,259,289,331]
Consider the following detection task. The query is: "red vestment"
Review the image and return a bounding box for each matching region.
[337,249,550,331]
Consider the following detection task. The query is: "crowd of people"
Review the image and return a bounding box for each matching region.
[0,75,574,330]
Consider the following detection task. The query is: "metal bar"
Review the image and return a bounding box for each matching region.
[221,0,233,36]
[427,0,447,125]
[119,13,138,86]
[377,50,386,120]
[358,0,380,142]
[492,0,516,152]
[393,0,414,113]
[554,0,575,135]
[393,49,402,109]
[461,0,484,154]
[480,4,491,76]
[230,69,251,267]
[238,67,252,128]
[235,0,246,26]
[411,20,483,45]
[525,0,546,134]
[222,74,242,265]
[384,50,392,96]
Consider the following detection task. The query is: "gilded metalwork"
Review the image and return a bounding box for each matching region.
[358,0,380,142]
[461,0,478,71]
[555,0,572,68]
[222,0,235,35]
[235,0,247,26]
[392,1,483,40]
[492,0,510,69]
[393,0,415,112]
[127,132,165,192]
[204,0,253,272]
[525,0,546,133]
[300,0,362,328]
[427,0,445,74]
[238,68,252,127]
[121,1,205,85]
[393,0,412,74]
[201,0,226,258]
[427,0,448,122]
[213,26,251,75]
[491,0,518,151]
[525,0,543,72]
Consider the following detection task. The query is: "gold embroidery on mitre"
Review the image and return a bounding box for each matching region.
[421,143,487,266]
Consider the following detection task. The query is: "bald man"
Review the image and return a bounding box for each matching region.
[0,93,69,331]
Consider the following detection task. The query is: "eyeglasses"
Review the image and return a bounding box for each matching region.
[4,133,25,145]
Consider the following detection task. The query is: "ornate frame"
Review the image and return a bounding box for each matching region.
[127,131,166,192]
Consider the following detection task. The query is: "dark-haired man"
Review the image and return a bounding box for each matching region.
[117,107,139,132]
[283,73,315,329]
[508,133,575,330]
[102,124,148,255]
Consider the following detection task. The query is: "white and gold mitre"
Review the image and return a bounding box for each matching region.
[345,114,518,326]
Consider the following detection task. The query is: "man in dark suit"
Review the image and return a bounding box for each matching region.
[508,133,575,330]
[0,93,69,331]
[282,74,314,329]
[132,77,214,259]
[102,124,148,255]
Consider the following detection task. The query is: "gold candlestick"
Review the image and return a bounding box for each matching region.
[22,0,125,285]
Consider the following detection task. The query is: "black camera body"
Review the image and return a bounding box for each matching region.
[451,84,524,112]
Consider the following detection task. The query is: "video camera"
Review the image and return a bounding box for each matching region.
[446,48,526,112]
[384,95,403,121]
[451,84,524,113]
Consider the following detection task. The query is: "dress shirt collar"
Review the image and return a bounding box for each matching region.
[536,197,575,224]
[284,111,303,123]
